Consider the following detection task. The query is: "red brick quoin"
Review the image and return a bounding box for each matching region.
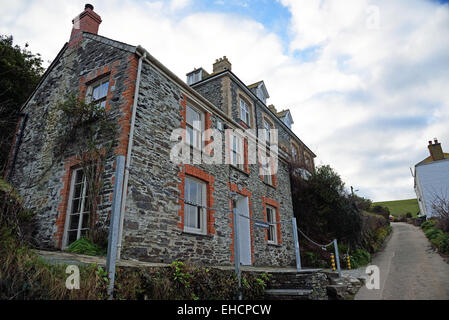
[55,54,138,248]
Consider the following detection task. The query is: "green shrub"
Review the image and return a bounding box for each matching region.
[439,234,449,254]
[421,220,436,230]
[350,249,371,268]
[66,237,106,256]
[424,228,443,241]
[303,251,328,268]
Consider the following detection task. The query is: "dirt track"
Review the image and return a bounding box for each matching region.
[355,222,449,300]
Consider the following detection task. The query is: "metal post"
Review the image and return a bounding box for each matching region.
[106,155,126,300]
[333,239,342,278]
[232,194,242,300]
[291,217,302,272]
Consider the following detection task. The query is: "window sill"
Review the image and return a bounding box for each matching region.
[230,164,249,176]
[267,242,281,247]
[182,230,212,238]
[262,179,276,189]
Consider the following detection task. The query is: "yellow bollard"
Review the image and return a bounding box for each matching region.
[346,255,351,270]
[330,253,336,271]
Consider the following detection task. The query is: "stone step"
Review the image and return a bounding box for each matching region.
[251,269,329,300]
[264,289,314,300]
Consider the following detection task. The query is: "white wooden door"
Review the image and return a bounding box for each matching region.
[237,196,252,265]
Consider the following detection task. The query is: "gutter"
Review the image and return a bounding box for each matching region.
[116,50,146,259]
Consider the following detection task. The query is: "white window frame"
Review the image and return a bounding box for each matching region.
[186,104,205,152]
[187,70,202,85]
[240,99,250,125]
[266,205,277,244]
[62,168,90,249]
[263,147,273,185]
[263,119,272,143]
[230,133,244,171]
[86,77,109,108]
[184,175,207,235]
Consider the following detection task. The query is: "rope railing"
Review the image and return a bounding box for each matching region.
[296,227,334,248]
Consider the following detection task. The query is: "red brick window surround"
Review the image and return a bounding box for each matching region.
[177,165,215,235]
[262,196,281,245]
[79,62,119,111]
[180,94,213,156]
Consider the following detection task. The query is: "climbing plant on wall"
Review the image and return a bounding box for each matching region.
[54,94,118,245]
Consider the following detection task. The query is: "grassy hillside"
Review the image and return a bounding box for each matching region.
[373,199,420,217]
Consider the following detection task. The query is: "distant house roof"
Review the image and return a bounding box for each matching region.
[415,153,449,167]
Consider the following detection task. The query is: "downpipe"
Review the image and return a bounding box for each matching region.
[116,51,146,259]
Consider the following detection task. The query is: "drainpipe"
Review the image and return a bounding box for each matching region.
[6,113,28,181]
[116,50,146,259]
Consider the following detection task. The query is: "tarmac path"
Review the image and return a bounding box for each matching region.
[355,222,449,300]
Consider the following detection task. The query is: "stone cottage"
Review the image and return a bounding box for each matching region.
[5,4,316,267]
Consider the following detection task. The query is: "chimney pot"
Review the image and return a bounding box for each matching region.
[69,4,102,47]
[428,138,444,161]
[212,56,232,73]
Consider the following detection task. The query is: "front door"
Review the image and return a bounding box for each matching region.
[236,196,252,265]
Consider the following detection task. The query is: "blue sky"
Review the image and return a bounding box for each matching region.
[1,0,449,201]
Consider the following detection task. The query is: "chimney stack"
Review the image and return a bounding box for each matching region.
[69,4,102,47]
[212,56,231,73]
[428,138,444,161]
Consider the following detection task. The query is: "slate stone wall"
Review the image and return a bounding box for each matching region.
[121,61,297,267]
[9,34,135,249]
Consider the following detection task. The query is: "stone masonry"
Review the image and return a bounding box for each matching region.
[7,5,316,267]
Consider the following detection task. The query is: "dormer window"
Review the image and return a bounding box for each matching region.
[279,110,294,129]
[282,117,292,129]
[187,69,203,85]
[257,87,266,104]
[248,81,269,105]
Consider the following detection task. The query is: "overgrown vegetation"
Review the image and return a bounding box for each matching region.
[52,95,118,250]
[421,219,449,255]
[289,162,391,269]
[66,237,107,256]
[0,35,44,173]
[0,178,269,299]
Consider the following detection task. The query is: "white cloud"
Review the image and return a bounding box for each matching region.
[276,0,449,201]
[2,0,449,202]
[170,0,192,11]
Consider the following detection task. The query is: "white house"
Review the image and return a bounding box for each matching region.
[414,139,449,217]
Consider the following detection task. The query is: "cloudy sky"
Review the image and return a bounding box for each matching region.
[2,0,449,201]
